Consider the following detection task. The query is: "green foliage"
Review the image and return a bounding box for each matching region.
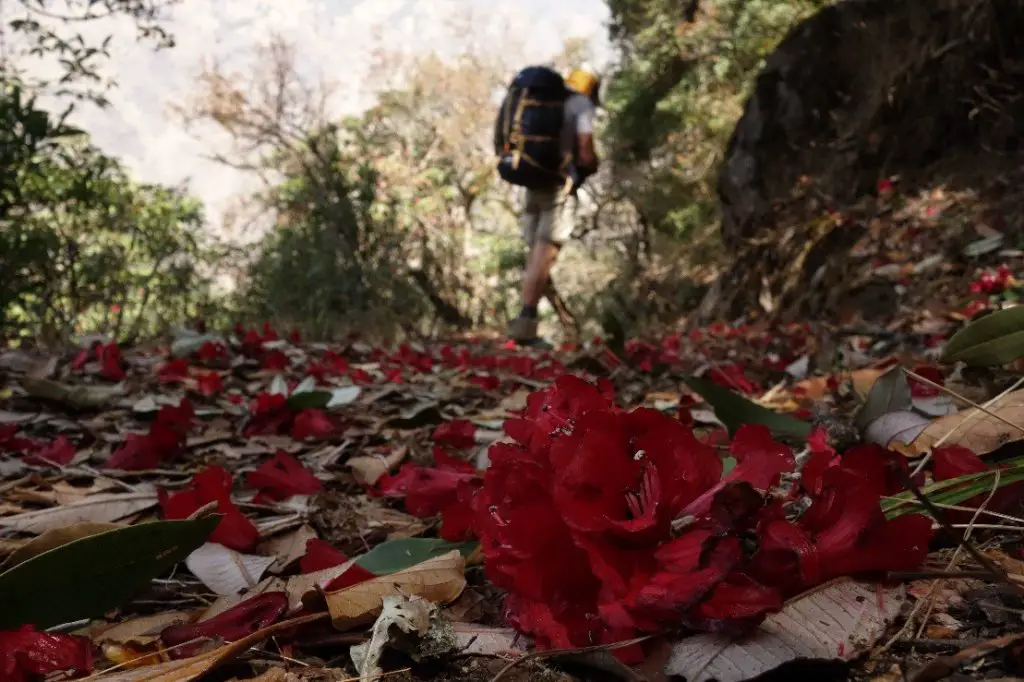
[235,124,429,340]
[603,0,834,240]
[0,81,216,343]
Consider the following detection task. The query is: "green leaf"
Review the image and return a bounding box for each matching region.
[0,516,218,629]
[286,390,331,410]
[941,305,1024,366]
[355,538,478,576]
[683,376,811,441]
[882,459,1024,519]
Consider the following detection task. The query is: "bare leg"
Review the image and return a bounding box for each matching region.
[521,240,560,309]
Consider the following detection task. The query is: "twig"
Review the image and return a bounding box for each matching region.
[489,636,651,682]
[909,631,1024,682]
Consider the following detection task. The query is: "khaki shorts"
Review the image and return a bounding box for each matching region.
[521,187,576,247]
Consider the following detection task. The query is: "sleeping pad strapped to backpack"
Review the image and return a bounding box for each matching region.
[493,66,570,189]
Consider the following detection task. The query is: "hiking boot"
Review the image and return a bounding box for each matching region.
[507,315,539,344]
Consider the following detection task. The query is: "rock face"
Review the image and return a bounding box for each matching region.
[719,0,1024,247]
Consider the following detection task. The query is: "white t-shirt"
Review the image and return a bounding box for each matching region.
[561,92,595,159]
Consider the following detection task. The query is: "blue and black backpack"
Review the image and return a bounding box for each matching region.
[493,66,570,189]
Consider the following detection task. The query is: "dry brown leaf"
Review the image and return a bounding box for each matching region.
[94,612,194,646]
[666,580,906,682]
[0,521,122,571]
[346,446,407,486]
[82,613,325,681]
[0,492,158,534]
[285,560,358,611]
[323,550,466,629]
[260,524,319,573]
[910,388,1024,455]
[794,368,887,400]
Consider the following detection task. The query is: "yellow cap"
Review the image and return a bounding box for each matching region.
[565,69,599,98]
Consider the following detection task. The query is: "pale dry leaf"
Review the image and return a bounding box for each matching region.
[324,550,466,629]
[260,524,319,573]
[864,411,931,449]
[451,623,528,656]
[83,613,325,681]
[185,543,277,596]
[285,559,359,611]
[94,612,194,646]
[346,447,407,486]
[351,594,436,681]
[666,581,906,682]
[911,389,1024,455]
[0,522,122,571]
[0,492,158,534]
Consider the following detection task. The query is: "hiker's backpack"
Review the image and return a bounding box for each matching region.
[493,66,570,189]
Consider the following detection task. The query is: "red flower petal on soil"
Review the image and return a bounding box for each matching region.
[300,538,349,573]
[261,350,289,371]
[70,348,91,371]
[432,420,477,450]
[288,329,302,344]
[246,451,322,503]
[322,563,377,592]
[908,365,943,397]
[160,592,287,658]
[197,341,227,362]
[378,449,478,520]
[159,466,260,551]
[157,358,190,383]
[291,409,334,441]
[707,363,760,395]
[0,625,93,682]
[106,399,195,470]
[98,342,125,380]
[245,392,292,436]
[24,435,76,466]
[197,372,224,396]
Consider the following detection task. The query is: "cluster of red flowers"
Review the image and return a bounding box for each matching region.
[970,264,1012,296]
[378,376,933,659]
[159,453,322,551]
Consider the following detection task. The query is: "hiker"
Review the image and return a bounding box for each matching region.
[493,66,601,346]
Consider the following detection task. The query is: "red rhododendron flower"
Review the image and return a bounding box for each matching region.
[382,376,933,657]
[0,425,36,453]
[106,399,195,470]
[970,265,1012,295]
[244,392,292,436]
[291,409,335,441]
[197,341,228,363]
[0,625,93,682]
[197,372,224,396]
[300,538,348,573]
[161,593,287,659]
[432,420,477,450]
[908,365,943,398]
[308,351,349,380]
[246,451,322,504]
[98,342,125,380]
[157,358,190,383]
[159,466,260,551]
[707,363,760,395]
[261,350,289,371]
[23,435,76,466]
[378,448,480,541]
[322,563,377,592]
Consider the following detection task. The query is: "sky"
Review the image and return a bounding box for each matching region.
[23,0,612,233]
